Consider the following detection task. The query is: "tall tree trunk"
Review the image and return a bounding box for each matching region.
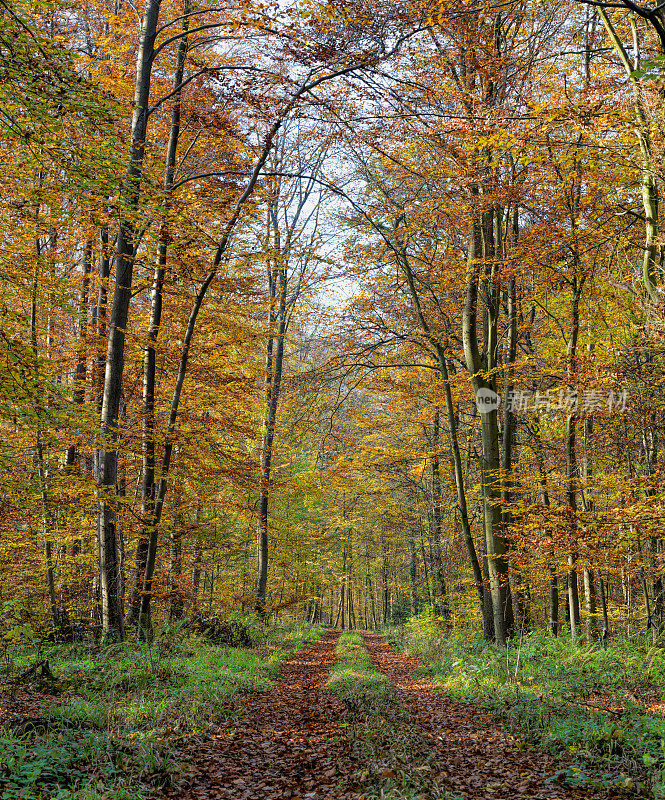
[566,276,583,640]
[136,0,291,636]
[598,9,662,304]
[93,225,111,416]
[381,543,389,625]
[340,547,347,630]
[169,475,184,621]
[502,275,528,630]
[430,411,450,622]
[462,212,513,645]
[192,546,202,607]
[170,529,184,620]
[566,449,581,640]
[419,527,432,609]
[98,0,163,642]
[31,227,59,632]
[641,413,663,628]
[66,237,92,472]
[599,576,609,643]
[583,569,597,642]
[409,529,419,616]
[59,236,92,628]
[128,0,189,629]
[255,261,287,618]
[254,155,323,617]
[90,225,111,629]
[582,414,598,643]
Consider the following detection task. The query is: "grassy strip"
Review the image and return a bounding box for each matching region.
[0,621,324,800]
[390,611,665,797]
[326,633,464,800]
[325,632,397,713]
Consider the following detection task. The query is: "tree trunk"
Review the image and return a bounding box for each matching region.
[255,282,287,618]
[583,569,597,643]
[341,546,349,629]
[462,213,513,644]
[135,51,290,636]
[98,0,163,643]
[170,525,184,620]
[599,576,609,643]
[598,9,662,304]
[127,1,188,631]
[582,414,598,643]
[31,227,59,633]
[254,155,323,617]
[409,530,419,616]
[502,276,528,631]
[565,276,583,641]
[430,411,450,622]
[65,237,92,472]
[192,536,202,608]
[90,226,111,630]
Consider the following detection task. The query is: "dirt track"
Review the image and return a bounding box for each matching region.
[164,630,361,800]
[164,632,611,800]
[363,633,599,800]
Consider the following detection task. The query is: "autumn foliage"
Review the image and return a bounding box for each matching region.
[1,0,665,654]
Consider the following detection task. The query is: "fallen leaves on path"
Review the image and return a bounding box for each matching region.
[161,633,647,799]
[163,631,360,800]
[361,634,639,800]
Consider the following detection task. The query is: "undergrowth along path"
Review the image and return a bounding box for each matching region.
[164,630,359,800]
[361,634,608,800]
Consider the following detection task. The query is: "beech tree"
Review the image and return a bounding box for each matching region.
[3,0,665,645]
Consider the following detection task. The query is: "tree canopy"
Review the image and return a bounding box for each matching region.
[1,0,665,650]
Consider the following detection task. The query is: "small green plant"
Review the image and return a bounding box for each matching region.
[0,726,174,799]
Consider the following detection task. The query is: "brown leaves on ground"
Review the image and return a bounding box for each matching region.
[161,633,644,800]
[361,634,635,800]
[163,631,360,800]
[0,683,66,729]
[579,687,665,718]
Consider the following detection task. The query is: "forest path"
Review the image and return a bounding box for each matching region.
[164,630,361,800]
[362,633,601,800]
[162,631,608,800]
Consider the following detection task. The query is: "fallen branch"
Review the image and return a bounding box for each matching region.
[11,660,56,684]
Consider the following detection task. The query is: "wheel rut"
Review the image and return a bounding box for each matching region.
[362,633,604,800]
[164,631,361,800]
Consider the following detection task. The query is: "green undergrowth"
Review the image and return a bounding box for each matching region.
[389,611,665,797]
[0,619,323,800]
[326,632,397,714]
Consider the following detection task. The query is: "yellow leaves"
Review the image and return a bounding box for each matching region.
[475,129,518,160]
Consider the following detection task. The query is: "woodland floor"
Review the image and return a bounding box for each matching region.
[160,631,620,800]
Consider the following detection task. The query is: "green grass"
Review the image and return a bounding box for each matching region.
[0,619,323,800]
[325,632,397,713]
[389,610,665,797]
